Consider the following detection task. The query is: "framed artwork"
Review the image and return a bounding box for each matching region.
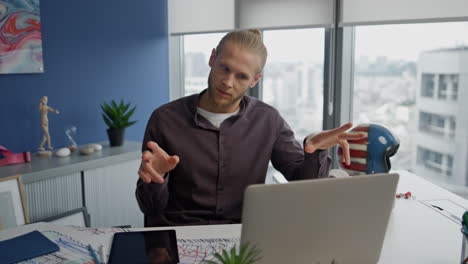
[41,207,90,227]
[0,175,29,230]
[0,0,44,74]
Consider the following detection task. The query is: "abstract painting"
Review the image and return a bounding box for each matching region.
[0,0,43,74]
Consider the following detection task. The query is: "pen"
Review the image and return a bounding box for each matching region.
[430,204,462,223]
[87,245,101,264]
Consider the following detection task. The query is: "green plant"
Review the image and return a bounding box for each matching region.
[205,242,262,264]
[100,99,137,129]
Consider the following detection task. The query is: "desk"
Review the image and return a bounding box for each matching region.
[0,170,466,263]
[380,170,466,263]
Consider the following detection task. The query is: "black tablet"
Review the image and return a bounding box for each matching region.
[108,230,179,264]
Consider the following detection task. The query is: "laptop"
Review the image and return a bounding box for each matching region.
[240,173,399,264]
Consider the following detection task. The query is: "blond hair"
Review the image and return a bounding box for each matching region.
[216,29,268,73]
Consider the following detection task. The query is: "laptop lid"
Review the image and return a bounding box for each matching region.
[240,173,399,264]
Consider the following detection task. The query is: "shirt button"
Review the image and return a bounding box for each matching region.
[218,185,224,191]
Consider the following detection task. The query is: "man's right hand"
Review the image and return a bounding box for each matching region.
[138,141,180,184]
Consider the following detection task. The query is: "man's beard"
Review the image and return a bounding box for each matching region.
[205,69,247,110]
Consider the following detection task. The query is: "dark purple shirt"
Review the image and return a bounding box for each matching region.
[136,91,331,226]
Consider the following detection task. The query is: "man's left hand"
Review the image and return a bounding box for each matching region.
[304,123,367,165]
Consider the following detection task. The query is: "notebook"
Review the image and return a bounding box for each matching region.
[0,230,60,264]
[241,173,399,264]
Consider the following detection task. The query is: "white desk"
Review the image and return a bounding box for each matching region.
[379,170,466,263]
[1,170,466,263]
[143,170,468,263]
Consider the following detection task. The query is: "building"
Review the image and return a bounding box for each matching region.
[413,47,468,194]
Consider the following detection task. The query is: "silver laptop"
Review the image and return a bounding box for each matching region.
[240,173,399,264]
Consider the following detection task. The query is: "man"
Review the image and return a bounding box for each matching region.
[136,30,364,227]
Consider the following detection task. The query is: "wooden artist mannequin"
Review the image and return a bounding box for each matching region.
[38,96,59,151]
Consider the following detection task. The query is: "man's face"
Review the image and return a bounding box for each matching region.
[206,41,263,113]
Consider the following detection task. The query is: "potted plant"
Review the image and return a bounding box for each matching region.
[205,242,262,264]
[101,99,137,147]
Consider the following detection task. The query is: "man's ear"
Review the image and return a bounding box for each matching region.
[249,72,263,88]
[208,48,216,67]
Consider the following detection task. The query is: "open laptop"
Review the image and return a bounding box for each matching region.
[240,173,399,264]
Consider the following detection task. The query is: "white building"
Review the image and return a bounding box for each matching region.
[413,47,468,194]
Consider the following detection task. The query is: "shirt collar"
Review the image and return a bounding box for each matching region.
[190,89,252,128]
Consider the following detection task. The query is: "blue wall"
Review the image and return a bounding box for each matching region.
[0,0,169,153]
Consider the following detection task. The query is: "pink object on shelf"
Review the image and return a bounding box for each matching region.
[0,146,31,166]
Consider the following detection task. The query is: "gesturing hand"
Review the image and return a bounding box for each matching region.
[304,123,367,165]
[138,141,180,184]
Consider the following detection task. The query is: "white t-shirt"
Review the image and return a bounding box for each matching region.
[197,107,239,128]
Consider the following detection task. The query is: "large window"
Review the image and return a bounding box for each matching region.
[175,17,468,198]
[262,28,325,182]
[353,22,468,196]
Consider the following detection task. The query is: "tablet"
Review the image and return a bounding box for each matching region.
[108,230,179,264]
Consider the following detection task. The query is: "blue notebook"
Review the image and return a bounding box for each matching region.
[0,230,60,264]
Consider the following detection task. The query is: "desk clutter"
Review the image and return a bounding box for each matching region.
[0,222,239,264]
[0,223,122,264]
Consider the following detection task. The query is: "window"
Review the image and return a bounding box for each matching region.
[421,74,435,98]
[261,28,325,183]
[438,74,459,101]
[447,155,454,176]
[451,75,459,101]
[354,22,468,195]
[419,111,455,137]
[183,33,226,96]
[417,146,453,176]
[262,28,325,141]
[174,19,468,197]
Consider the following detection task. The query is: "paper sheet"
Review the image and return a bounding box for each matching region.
[177,238,240,264]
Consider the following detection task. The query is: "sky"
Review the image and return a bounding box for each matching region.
[184,21,468,64]
[355,22,468,61]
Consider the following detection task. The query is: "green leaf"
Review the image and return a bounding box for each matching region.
[123,120,137,128]
[101,99,137,129]
[111,100,118,110]
[122,106,136,122]
[122,102,130,114]
[102,114,115,128]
